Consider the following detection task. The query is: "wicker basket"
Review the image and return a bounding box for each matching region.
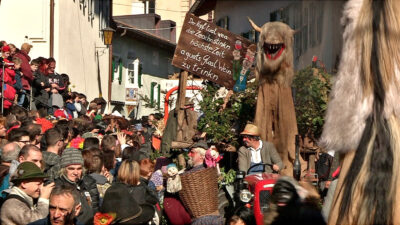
[179,167,219,218]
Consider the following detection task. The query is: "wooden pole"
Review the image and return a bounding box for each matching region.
[176,70,188,142]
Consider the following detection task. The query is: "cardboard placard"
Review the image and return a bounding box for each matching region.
[172,14,253,89]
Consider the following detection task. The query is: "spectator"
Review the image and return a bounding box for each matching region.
[83,137,99,150]
[98,182,155,225]
[8,128,30,148]
[0,116,8,147]
[14,43,34,108]
[23,123,43,146]
[12,57,24,106]
[42,128,64,181]
[0,162,54,225]
[102,150,115,183]
[118,160,158,206]
[2,144,44,198]
[0,142,21,198]
[55,148,99,225]
[32,58,51,114]
[47,58,64,114]
[64,94,78,118]
[1,45,17,110]
[229,206,255,225]
[28,184,83,225]
[86,154,111,205]
[7,43,18,58]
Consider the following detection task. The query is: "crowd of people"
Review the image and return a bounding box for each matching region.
[0,41,332,225]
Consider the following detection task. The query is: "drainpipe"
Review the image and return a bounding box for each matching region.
[49,0,54,57]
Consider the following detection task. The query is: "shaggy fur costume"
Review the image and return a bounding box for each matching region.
[249,19,306,176]
[320,0,400,224]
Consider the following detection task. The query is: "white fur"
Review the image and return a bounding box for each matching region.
[320,0,373,153]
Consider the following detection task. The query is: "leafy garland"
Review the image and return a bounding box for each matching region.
[197,80,257,147]
[292,66,332,140]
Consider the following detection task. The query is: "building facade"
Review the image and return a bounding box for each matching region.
[0,0,112,105]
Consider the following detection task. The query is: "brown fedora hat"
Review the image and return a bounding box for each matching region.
[240,124,260,136]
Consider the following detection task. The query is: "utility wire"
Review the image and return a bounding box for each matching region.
[113,2,189,13]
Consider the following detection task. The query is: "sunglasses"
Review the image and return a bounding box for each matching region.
[18,140,31,144]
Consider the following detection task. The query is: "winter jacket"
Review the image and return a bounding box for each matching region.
[47,73,65,90]
[0,187,49,225]
[126,178,158,206]
[14,50,33,90]
[88,173,111,206]
[55,175,99,225]
[32,71,51,107]
[13,70,23,91]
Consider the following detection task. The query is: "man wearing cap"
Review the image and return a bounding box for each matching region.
[1,162,55,225]
[238,124,283,174]
[55,148,99,225]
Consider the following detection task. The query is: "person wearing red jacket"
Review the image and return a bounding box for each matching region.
[14,43,33,107]
[1,45,16,110]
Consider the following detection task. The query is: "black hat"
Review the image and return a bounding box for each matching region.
[101,183,155,224]
[191,140,208,150]
[11,162,48,182]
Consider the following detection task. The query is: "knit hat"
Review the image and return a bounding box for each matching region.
[60,148,84,168]
[11,162,48,182]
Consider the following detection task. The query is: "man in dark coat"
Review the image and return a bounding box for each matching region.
[54,148,99,225]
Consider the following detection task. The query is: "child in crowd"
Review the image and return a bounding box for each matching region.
[12,57,24,106]
[64,94,78,118]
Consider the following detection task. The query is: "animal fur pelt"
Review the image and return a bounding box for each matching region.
[249,19,306,176]
[319,0,400,224]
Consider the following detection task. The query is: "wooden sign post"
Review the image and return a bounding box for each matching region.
[176,70,188,142]
[171,13,253,147]
[172,13,252,89]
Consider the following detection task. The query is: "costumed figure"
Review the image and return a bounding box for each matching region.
[233,44,257,92]
[166,163,182,193]
[319,0,400,224]
[248,18,306,176]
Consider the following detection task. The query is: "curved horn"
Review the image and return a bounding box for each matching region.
[247,17,261,33]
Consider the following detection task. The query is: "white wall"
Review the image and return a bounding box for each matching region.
[56,0,110,103]
[0,0,50,59]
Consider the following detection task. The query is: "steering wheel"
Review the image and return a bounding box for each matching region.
[246,163,276,175]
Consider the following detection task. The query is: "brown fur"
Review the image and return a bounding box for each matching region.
[322,0,400,224]
[249,19,304,176]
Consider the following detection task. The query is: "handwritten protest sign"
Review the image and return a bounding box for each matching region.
[172,14,254,89]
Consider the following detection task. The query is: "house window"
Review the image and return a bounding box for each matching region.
[112,56,122,83]
[150,82,160,108]
[152,51,159,66]
[126,59,140,87]
[144,0,155,14]
[216,16,229,30]
[241,30,259,43]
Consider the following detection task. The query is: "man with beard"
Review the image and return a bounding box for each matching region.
[238,124,282,174]
[186,140,208,172]
[1,162,55,225]
[29,184,83,225]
